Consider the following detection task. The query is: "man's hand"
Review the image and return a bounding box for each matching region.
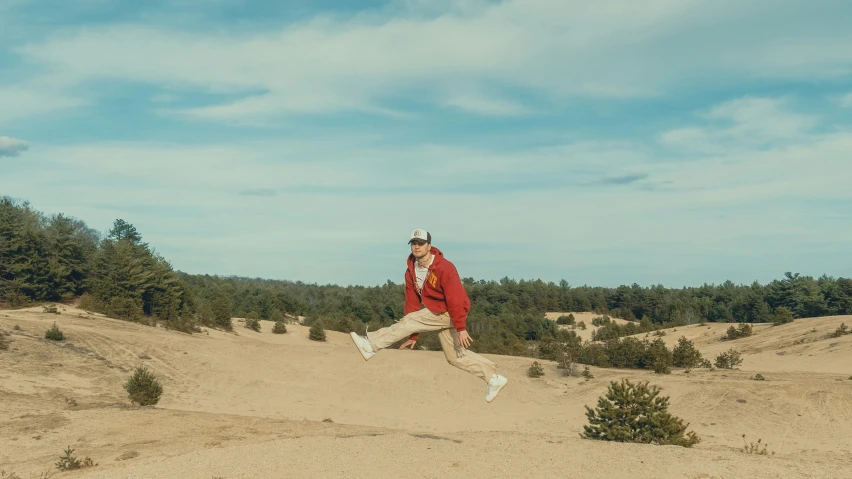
[457,330,473,349]
[399,339,417,350]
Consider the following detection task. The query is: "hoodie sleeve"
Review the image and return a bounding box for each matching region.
[440,261,471,331]
[403,267,421,341]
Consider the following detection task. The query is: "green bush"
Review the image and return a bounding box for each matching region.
[163,315,201,334]
[77,293,98,311]
[45,322,64,341]
[772,307,794,326]
[604,337,648,368]
[646,338,672,374]
[209,295,233,331]
[124,367,163,406]
[107,297,144,321]
[591,315,611,327]
[268,308,284,323]
[672,336,704,368]
[246,311,260,320]
[725,323,753,340]
[582,365,594,379]
[55,446,96,471]
[556,314,575,325]
[272,320,287,334]
[245,317,261,332]
[527,361,544,378]
[309,321,326,341]
[536,336,561,361]
[578,342,610,367]
[653,358,671,374]
[582,379,700,447]
[715,348,743,369]
[592,320,645,341]
[577,321,587,330]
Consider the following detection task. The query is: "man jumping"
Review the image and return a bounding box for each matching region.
[349,229,509,403]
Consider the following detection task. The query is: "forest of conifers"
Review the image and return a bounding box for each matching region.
[3,196,851,357]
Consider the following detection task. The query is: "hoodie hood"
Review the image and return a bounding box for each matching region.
[408,246,444,271]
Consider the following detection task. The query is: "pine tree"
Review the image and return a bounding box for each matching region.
[44,214,92,300]
[210,294,233,331]
[672,336,704,368]
[45,322,64,341]
[124,366,163,406]
[645,337,673,373]
[309,321,326,341]
[272,320,287,334]
[245,317,261,332]
[0,200,51,302]
[772,306,794,326]
[108,219,142,244]
[89,239,152,315]
[582,379,700,447]
[725,323,753,340]
[715,348,743,369]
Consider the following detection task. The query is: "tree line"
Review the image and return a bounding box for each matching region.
[2,196,851,352]
[0,198,196,331]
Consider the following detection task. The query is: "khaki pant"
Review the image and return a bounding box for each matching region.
[367,308,497,382]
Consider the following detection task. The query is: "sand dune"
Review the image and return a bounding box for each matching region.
[1,305,851,478]
[624,316,852,375]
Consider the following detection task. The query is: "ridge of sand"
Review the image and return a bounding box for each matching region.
[2,305,851,478]
[623,316,852,374]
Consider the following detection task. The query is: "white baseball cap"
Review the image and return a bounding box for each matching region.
[409,229,431,244]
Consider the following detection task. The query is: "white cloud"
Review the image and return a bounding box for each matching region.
[0,85,88,125]
[0,135,30,157]
[704,97,816,133]
[659,97,818,154]
[6,0,852,122]
[443,93,533,116]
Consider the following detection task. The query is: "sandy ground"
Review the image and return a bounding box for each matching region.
[2,305,852,478]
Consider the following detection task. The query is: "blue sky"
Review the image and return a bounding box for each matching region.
[1,0,851,288]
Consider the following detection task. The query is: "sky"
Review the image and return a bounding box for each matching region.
[1,0,851,288]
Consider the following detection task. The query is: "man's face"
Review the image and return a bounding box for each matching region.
[410,240,430,258]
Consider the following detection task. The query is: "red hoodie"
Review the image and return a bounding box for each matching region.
[404,246,471,341]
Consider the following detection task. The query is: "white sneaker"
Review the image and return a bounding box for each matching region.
[350,332,375,361]
[485,373,508,402]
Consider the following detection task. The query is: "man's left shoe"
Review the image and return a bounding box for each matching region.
[485,373,508,402]
[350,332,376,361]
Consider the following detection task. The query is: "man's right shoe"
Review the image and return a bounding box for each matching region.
[485,373,508,402]
[350,332,376,361]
